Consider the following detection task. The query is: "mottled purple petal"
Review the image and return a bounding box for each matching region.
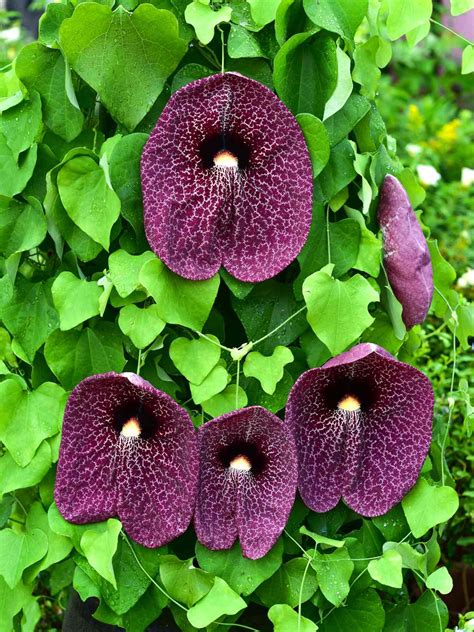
[195,406,297,559]
[141,72,313,282]
[286,344,434,516]
[378,175,433,329]
[55,373,198,548]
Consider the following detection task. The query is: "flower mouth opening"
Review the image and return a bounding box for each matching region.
[113,401,156,440]
[219,441,266,475]
[325,379,376,413]
[199,132,251,170]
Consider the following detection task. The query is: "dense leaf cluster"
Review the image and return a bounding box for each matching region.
[0,0,472,630]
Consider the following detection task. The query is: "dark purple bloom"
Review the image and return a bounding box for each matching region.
[55,372,198,548]
[194,406,297,559]
[378,175,433,329]
[141,72,313,282]
[286,343,434,517]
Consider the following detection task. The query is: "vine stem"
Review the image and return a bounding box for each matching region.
[429,17,473,46]
[218,25,225,74]
[235,358,241,409]
[326,205,332,265]
[136,348,142,376]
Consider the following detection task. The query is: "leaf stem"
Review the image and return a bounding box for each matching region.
[137,348,142,376]
[192,329,233,352]
[326,205,332,265]
[235,358,241,409]
[429,17,473,46]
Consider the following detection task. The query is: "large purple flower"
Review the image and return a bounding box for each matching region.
[194,406,297,559]
[140,72,313,282]
[286,343,434,517]
[378,175,433,329]
[55,373,198,548]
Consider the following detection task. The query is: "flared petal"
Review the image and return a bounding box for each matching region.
[378,175,433,328]
[195,406,297,559]
[286,344,434,516]
[55,373,198,547]
[141,72,313,282]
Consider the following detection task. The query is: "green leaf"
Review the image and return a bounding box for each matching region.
[300,526,345,548]
[318,139,356,201]
[57,156,121,250]
[228,24,266,58]
[428,240,457,317]
[268,604,318,632]
[0,68,23,112]
[139,258,220,331]
[0,528,48,589]
[24,502,72,576]
[303,0,367,39]
[402,478,459,538]
[0,441,52,495]
[347,209,382,277]
[319,589,385,632]
[0,278,58,363]
[324,94,370,147]
[303,265,379,355]
[450,303,474,350]
[248,0,281,26]
[383,590,448,632]
[52,272,102,330]
[185,0,232,45]
[39,2,74,47]
[108,249,155,298]
[169,335,221,385]
[451,0,474,15]
[296,114,330,178]
[196,539,283,596]
[0,577,33,632]
[201,384,248,417]
[386,0,432,40]
[0,134,37,198]
[352,37,382,100]
[60,4,186,129]
[372,505,409,542]
[367,549,403,588]
[243,346,293,395]
[462,44,474,74]
[311,547,354,607]
[80,518,122,588]
[0,196,46,257]
[44,322,126,390]
[256,557,318,607]
[118,304,165,349]
[323,47,353,120]
[0,91,42,159]
[190,365,229,404]
[425,567,453,594]
[274,32,338,119]
[15,44,83,141]
[109,133,148,235]
[0,379,66,467]
[159,555,213,607]
[171,63,214,92]
[186,576,246,628]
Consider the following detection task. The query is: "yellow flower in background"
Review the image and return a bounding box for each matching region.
[407,104,423,128]
[436,119,460,145]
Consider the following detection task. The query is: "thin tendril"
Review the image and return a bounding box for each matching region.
[137,348,142,376]
[192,329,233,352]
[252,306,307,347]
[429,17,473,46]
[122,532,187,611]
[235,358,241,408]
[218,25,225,74]
[297,555,313,632]
[326,205,332,265]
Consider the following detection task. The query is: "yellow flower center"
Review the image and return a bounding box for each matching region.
[120,417,141,438]
[337,395,361,412]
[229,454,252,471]
[213,150,239,168]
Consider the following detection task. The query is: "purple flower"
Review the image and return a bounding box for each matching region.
[378,175,433,329]
[286,343,434,517]
[194,406,297,559]
[55,373,198,548]
[141,72,313,282]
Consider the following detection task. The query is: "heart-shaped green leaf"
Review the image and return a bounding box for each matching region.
[402,478,459,538]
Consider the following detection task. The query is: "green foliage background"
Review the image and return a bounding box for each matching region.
[0,0,472,630]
